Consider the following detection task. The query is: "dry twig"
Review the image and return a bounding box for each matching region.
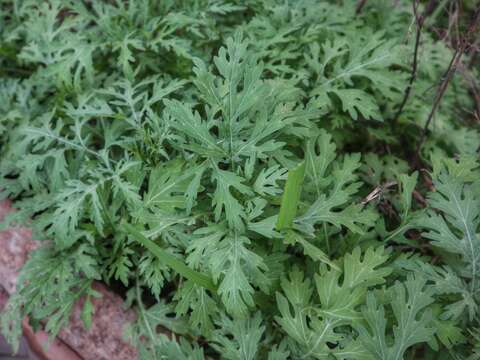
[415,7,480,158]
[355,0,368,14]
[391,0,437,125]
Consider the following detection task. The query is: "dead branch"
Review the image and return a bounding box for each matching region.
[355,0,368,14]
[415,7,480,158]
[362,181,398,205]
[391,0,437,125]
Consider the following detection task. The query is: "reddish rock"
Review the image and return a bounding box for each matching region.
[0,199,12,219]
[0,286,8,311]
[0,199,38,294]
[23,318,83,360]
[59,283,138,360]
[0,200,139,360]
[0,226,37,294]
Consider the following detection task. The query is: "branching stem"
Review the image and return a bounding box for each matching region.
[391,0,436,125]
[415,7,480,158]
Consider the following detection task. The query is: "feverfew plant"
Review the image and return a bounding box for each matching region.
[1,0,479,359]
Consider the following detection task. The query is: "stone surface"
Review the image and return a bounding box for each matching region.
[0,286,8,310]
[0,226,37,294]
[0,200,139,360]
[0,287,40,360]
[22,318,82,360]
[0,199,12,220]
[58,283,138,360]
[0,200,39,294]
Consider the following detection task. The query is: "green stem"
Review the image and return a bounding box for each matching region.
[136,275,158,360]
[323,223,330,256]
[124,224,216,292]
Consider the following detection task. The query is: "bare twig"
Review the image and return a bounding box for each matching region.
[415,48,461,157]
[355,0,368,14]
[362,181,397,205]
[445,0,460,45]
[391,0,437,125]
[391,1,423,124]
[415,7,480,159]
[413,190,427,207]
[458,47,480,121]
[467,38,480,68]
[471,81,480,122]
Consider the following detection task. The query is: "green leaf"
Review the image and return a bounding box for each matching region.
[123,224,216,292]
[275,247,391,358]
[316,247,391,324]
[253,165,287,197]
[144,160,205,212]
[357,275,436,360]
[285,230,339,271]
[81,295,94,330]
[164,99,225,157]
[276,161,305,231]
[397,171,418,221]
[305,129,337,195]
[420,171,480,291]
[210,232,268,317]
[296,134,378,235]
[331,88,381,121]
[212,312,265,360]
[212,168,253,230]
[275,268,367,359]
[174,280,216,335]
[396,257,476,320]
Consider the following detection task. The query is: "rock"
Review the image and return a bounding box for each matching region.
[0,200,37,295]
[59,283,138,360]
[0,200,139,360]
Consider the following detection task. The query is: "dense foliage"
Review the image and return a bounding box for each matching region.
[1,0,479,359]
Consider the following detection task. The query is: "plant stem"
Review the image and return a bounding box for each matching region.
[415,48,461,158]
[391,1,424,125]
[392,0,437,126]
[323,223,330,256]
[136,275,158,360]
[415,7,480,159]
[355,0,368,14]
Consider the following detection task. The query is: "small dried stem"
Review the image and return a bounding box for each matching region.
[415,7,480,158]
[391,0,437,125]
[355,0,368,14]
[415,49,461,156]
